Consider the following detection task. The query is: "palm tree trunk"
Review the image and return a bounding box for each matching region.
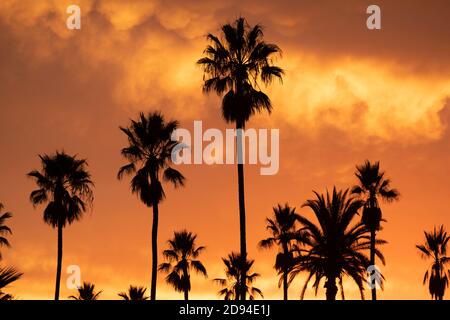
[370,229,377,301]
[150,202,159,300]
[184,290,189,301]
[54,223,63,300]
[236,122,247,301]
[325,277,338,301]
[283,271,288,300]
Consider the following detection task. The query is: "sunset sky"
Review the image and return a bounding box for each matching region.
[1,0,450,300]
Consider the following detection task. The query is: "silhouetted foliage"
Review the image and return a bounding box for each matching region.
[159,230,207,300]
[259,204,306,300]
[0,203,12,259]
[118,286,149,300]
[0,266,23,300]
[293,188,385,300]
[214,252,263,300]
[416,225,450,300]
[69,282,101,300]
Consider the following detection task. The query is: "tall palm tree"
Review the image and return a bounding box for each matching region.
[293,188,385,300]
[118,112,185,300]
[118,285,149,300]
[28,151,93,300]
[69,282,101,300]
[0,266,23,300]
[198,16,284,300]
[259,204,305,300]
[0,203,12,259]
[214,252,263,300]
[159,230,207,300]
[416,225,450,300]
[351,160,399,300]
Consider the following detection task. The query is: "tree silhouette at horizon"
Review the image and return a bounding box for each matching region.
[293,188,385,300]
[159,230,207,300]
[118,285,149,300]
[416,225,450,300]
[214,252,263,300]
[259,203,306,300]
[118,111,185,300]
[28,151,93,300]
[352,160,399,300]
[198,16,284,300]
[69,282,101,300]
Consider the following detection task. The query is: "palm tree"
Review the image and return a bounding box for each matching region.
[118,112,185,300]
[351,160,399,300]
[118,285,149,300]
[198,17,283,300]
[28,151,94,300]
[259,204,305,300]
[159,230,207,300]
[214,252,263,300]
[416,225,450,300]
[0,266,23,300]
[69,282,101,300]
[293,188,385,300]
[0,203,12,259]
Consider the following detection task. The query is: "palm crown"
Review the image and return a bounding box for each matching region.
[118,285,149,300]
[118,112,185,206]
[198,17,283,126]
[214,252,263,300]
[352,160,399,230]
[28,152,94,228]
[294,188,385,300]
[69,282,101,300]
[416,225,450,300]
[159,230,207,300]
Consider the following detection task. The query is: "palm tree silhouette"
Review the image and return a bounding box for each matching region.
[351,160,399,300]
[259,204,306,300]
[69,282,101,300]
[159,230,207,300]
[118,112,185,300]
[416,225,450,300]
[293,188,384,300]
[27,151,93,300]
[198,17,283,300]
[214,252,263,300]
[118,285,149,300]
[0,266,23,300]
[0,203,12,259]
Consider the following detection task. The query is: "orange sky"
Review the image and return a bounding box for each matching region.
[1,0,450,300]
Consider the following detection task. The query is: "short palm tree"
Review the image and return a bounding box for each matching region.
[214,252,263,300]
[352,160,399,300]
[69,282,101,300]
[159,230,207,300]
[28,151,94,300]
[118,285,149,300]
[0,203,12,259]
[198,17,283,300]
[259,204,305,300]
[118,112,185,300]
[416,225,450,300]
[293,188,385,300]
[0,266,23,300]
